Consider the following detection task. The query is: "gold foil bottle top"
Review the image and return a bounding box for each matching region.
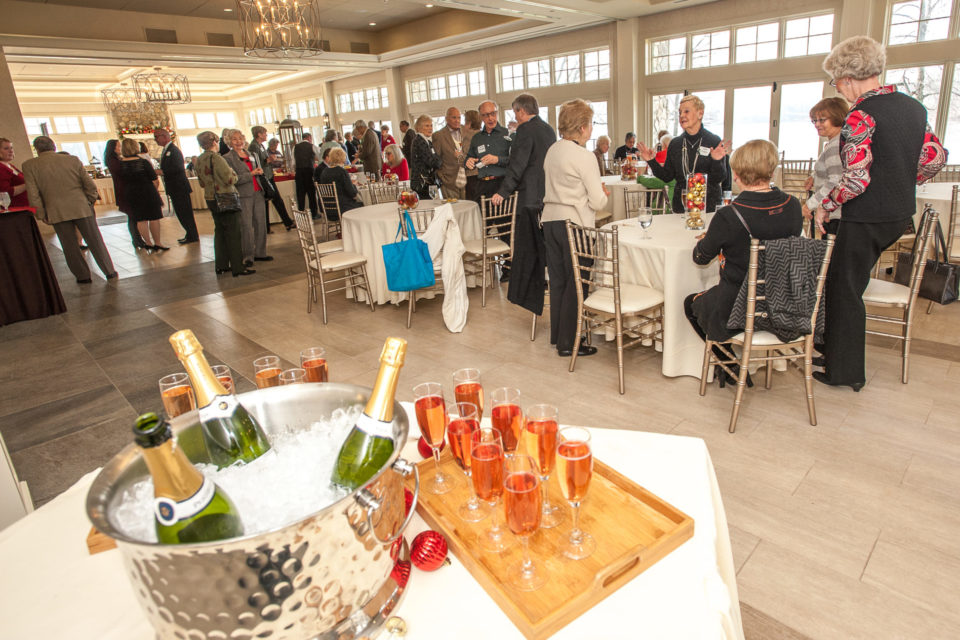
[169,329,203,359]
[379,337,407,367]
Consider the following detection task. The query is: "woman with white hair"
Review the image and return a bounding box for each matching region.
[593,135,612,175]
[814,35,946,391]
[410,114,443,198]
[381,143,409,181]
[223,129,271,265]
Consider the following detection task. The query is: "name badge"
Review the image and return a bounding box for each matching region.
[478,145,486,154]
[699,146,710,156]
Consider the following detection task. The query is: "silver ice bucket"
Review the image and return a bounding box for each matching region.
[86,383,418,640]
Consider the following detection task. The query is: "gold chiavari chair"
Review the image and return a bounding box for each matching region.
[863,208,938,383]
[624,186,670,218]
[464,194,518,307]
[931,164,960,183]
[396,207,440,328]
[316,183,344,241]
[368,182,401,205]
[291,208,375,324]
[779,155,815,196]
[699,235,835,433]
[566,221,665,395]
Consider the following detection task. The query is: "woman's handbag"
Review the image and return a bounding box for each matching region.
[895,211,959,305]
[215,191,242,214]
[382,211,436,292]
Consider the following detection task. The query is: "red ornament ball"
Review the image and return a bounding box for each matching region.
[410,530,449,572]
[404,487,415,516]
[390,560,411,588]
[417,436,444,459]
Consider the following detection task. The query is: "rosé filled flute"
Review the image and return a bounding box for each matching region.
[413,382,454,495]
[300,347,329,383]
[158,372,196,419]
[471,427,513,554]
[447,401,488,522]
[279,368,306,385]
[210,364,234,394]
[453,368,484,419]
[253,355,281,389]
[520,403,563,529]
[503,454,546,591]
[490,387,523,453]
[556,427,596,560]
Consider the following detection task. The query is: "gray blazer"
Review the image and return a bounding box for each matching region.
[248,140,273,181]
[223,149,261,198]
[22,151,99,224]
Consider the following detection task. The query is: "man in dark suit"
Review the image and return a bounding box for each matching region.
[491,94,556,310]
[294,133,321,220]
[154,129,198,244]
[399,120,416,162]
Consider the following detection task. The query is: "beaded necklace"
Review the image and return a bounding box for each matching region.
[681,133,703,178]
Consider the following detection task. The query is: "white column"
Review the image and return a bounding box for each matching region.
[613,19,640,143]
[385,67,405,130]
[0,48,31,159]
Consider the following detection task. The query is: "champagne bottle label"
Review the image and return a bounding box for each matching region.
[355,413,393,439]
[154,477,216,526]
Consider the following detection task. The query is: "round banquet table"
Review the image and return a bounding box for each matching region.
[0,402,744,640]
[601,172,652,221]
[605,214,719,378]
[342,199,482,305]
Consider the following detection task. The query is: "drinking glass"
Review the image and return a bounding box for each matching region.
[210,364,234,394]
[521,404,563,529]
[471,427,513,553]
[279,368,306,385]
[0,192,10,211]
[253,355,281,389]
[428,185,439,200]
[490,387,523,453]
[453,368,484,419]
[637,207,653,240]
[300,347,329,382]
[556,427,596,560]
[159,372,196,419]
[413,382,455,495]
[448,402,488,521]
[503,454,546,591]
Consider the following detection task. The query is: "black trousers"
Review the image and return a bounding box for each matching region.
[207,199,244,276]
[543,220,591,351]
[465,175,480,202]
[295,168,320,219]
[169,189,198,240]
[821,217,911,385]
[264,178,293,227]
[684,293,730,363]
[473,177,504,205]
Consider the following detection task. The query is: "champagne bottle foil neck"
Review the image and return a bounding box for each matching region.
[169,329,203,358]
[379,336,407,367]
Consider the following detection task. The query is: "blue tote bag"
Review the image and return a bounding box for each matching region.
[382,211,436,292]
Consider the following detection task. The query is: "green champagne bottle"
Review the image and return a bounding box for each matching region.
[331,337,407,490]
[169,329,271,469]
[133,412,244,544]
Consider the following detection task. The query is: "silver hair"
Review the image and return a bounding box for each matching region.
[196,131,218,150]
[822,35,885,81]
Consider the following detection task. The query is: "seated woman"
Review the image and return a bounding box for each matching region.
[684,139,803,386]
[381,144,409,181]
[318,147,363,218]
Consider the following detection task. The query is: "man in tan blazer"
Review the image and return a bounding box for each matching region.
[353,120,382,176]
[431,107,468,199]
[23,136,116,283]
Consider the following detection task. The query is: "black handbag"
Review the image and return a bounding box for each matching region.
[895,211,959,305]
[209,155,241,213]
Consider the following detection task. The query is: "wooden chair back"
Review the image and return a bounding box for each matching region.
[567,222,620,308]
[479,193,518,256]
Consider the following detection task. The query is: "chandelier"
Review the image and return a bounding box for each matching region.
[235,0,324,58]
[132,68,191,104]
[100,84,140,110]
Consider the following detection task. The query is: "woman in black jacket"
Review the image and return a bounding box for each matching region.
[409,114,443,199]
[318,147,362,218]
[684,140,803,386]
[638,94,729,213]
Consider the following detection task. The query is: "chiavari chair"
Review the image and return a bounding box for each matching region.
[931,164,960,183]
[624,186,670,218]
[464,194,518,307]
[368,182,401,205]
[316,183,344,241]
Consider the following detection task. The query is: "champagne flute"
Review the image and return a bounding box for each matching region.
[638,206,653,240]
[210,364,234,394]
[253,355,281,389]
[556,427,596,560]
[490,387,523,453]
[279,368,306,385]
[503,454,546,591]
[453,368,484,419]
[158,372,196,419]
[471,427,513,553]
[448,401,488,521]
[413,382,454,495]
[300,347,329,382]
[521,403,563,529]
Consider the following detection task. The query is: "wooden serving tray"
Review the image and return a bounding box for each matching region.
[410,450,694,640]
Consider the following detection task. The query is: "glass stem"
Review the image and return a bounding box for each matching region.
[466,471,479,509]
[570,501,582,542]
[540,474,550,510]
[432,447,443,476]
[520,535,533,573]
[489,498,501,534]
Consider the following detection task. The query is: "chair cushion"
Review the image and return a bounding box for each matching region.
[584,284,663,314]
[463,238,510,256]
[320,251,367,271]
[728,330,796,346]
[863,278,910,305]
[317,239,343,254]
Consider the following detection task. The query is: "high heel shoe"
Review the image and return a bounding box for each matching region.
[715,364,754,389]
[151,245,170,252]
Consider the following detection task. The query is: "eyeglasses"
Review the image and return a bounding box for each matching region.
[480,111,497,117]
[810,118,829,125]
[829,79,837,87]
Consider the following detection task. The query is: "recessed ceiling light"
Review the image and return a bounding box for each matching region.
[425,3,434,6]
[369,22,376,26]
[224,7,232,11]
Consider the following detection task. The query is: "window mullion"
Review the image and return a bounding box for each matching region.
[935,61,955,140]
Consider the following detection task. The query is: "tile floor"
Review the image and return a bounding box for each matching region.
[2,206,958,639]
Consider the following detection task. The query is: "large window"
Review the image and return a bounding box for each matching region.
[428,77,446,101]
[554,53,581,84]
[651,38,686,73]
[651,93,683,139]
[692,31,730,68]
[583,49,611,81]
[735,22,779,63]
[24,117,50,136]
[195,113,216,128]
[59,142,88,163]
[888,0,952,45]
[81,116,108,133]
[732,86,772,148]
[779,82,824,159]
[53,116,81,134]
[174,113,196,129]
[500,63,524,92]
[697,90,726,139]
[448,72,467,98]
[179,136,202,159]
[526,59,550,88]
[365,88,381,109]
[408,70,484,104]
[588,100,608,152]
[886,64,944,125]
[351,90,366,111]
[217,112,236,128]
[338,94,352,113]
[468,70,486,95]
[784,14,834,57]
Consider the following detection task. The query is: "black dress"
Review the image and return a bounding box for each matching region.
[117,158,163,222]
[410,135,442,198]
[686,188,803,341]
[318,165,362,218]
[648,128,727,213]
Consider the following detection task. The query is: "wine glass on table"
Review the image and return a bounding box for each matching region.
[413,382,454,495]
[521,403,563,529]
[471,427,513,553]
[159,372,196,419]
[428,185,439,201]
[300,347,329,382]
[556,427,596,559]
[0,192,10,211]
[448,401,488,521]
[453,368,484,419]
[490,387,523,453]
[253,355,281,389]
[503,454,546,591]
[637,206,653,240]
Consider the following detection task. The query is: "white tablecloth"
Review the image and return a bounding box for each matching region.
[342,199,482,305]
[600,173,655,221]
[606,214,719,378]
[96,177,207,210]
[0,402,743,640]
